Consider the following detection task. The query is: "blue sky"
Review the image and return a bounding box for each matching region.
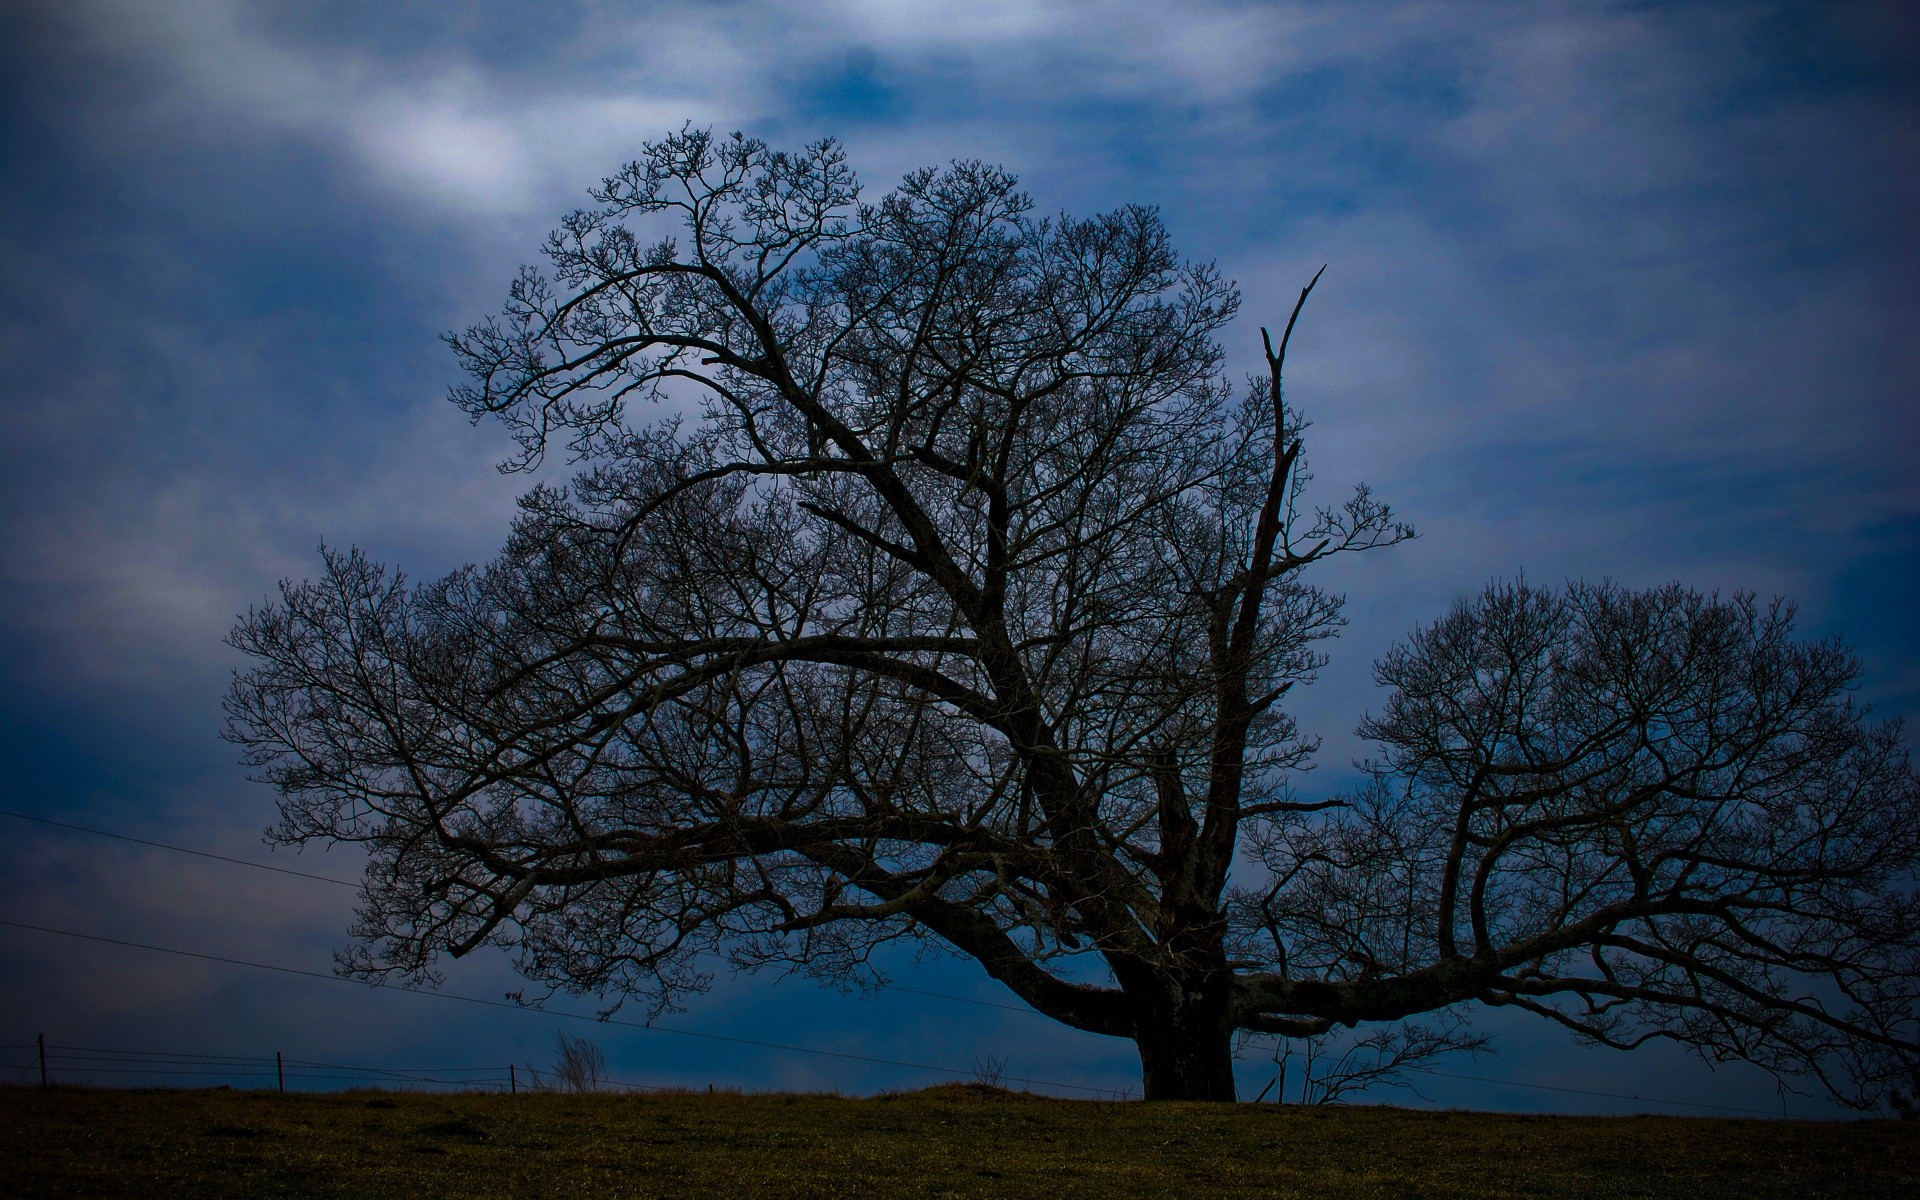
[1,0,1915,1113]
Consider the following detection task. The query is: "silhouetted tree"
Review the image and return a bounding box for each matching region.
[1251,580,1920,1108]
[225,129,1919,1103]
[520,1032,610,1093]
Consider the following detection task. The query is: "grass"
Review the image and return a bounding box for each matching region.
[2,1082,1914,1198]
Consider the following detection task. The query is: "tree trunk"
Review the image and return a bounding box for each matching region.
[1133,995,1238,1101]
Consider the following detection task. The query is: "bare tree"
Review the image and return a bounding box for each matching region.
[552,1032,610,1093]
[224,129,1919,1103]
[970,1053,1009,1090]
[1248,580,1920,1108]
[520,1032,610,1093]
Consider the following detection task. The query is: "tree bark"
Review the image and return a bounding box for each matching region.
[1132,986,1238,1101]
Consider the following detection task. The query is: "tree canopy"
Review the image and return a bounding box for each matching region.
[226,129,1919,1104]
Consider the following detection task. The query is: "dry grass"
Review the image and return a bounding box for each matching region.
[2,1082,1914,1198]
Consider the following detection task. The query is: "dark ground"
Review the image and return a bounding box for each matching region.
[2,1083,1915,1198]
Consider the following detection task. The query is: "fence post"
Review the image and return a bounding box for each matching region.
[509,1063,516,1095]
[38,1033,46,1088]
[277,1051,284,1093]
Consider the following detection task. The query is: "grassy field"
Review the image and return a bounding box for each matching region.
[2,1083,1914,1198]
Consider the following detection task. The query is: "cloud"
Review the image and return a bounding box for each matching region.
[37,0,728,217]
[27,1,1411,218]
[811,0,1321,103]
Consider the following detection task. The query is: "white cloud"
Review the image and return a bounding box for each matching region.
[37,1,1399,218]
[48,0,736,217]
[811,0,1324,104]
[349,91,538,213]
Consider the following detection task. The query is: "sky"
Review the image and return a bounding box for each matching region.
[0,0,1915,1115]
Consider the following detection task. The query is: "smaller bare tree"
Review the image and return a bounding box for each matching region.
[970,1053,1009,1089]
[521,1032,610,1093]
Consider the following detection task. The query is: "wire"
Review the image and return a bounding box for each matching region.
[37,1067,258,1078]
[47,1046,273,1063]
[0,918,1114,1096]
[29,1042,528,1087]
[0,808,358,888]
[38,1044,502,1077]
[38,1065,503,1086]
[0,807,1046,1019]
[1410,1068,1782,1117]
[29,1035,859,1096]
[876,984,1035,1014]
[284,1060,503,1073]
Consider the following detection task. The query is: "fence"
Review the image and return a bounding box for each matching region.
[0,1032,1808,1116]
[0,1036,672,1094]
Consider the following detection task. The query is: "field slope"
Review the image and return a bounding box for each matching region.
[2,1084,1914,1198]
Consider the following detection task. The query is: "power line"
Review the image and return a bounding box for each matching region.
[873,984,1033,1014]
[0,918,1114,1097]
[284,1058,501,1074]
[23,1040,511,1089]
[33,1064,493,1083]
[44,1041,493,1073]
[0,807,1042,1018]
[51,1048,269,1064]
[0,808,357,888]
[25,1037,740,1095]
[46,1055,488,1078]
[1407,1068,1782,1118]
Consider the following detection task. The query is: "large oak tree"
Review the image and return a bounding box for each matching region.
[227,130,1920,1103]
